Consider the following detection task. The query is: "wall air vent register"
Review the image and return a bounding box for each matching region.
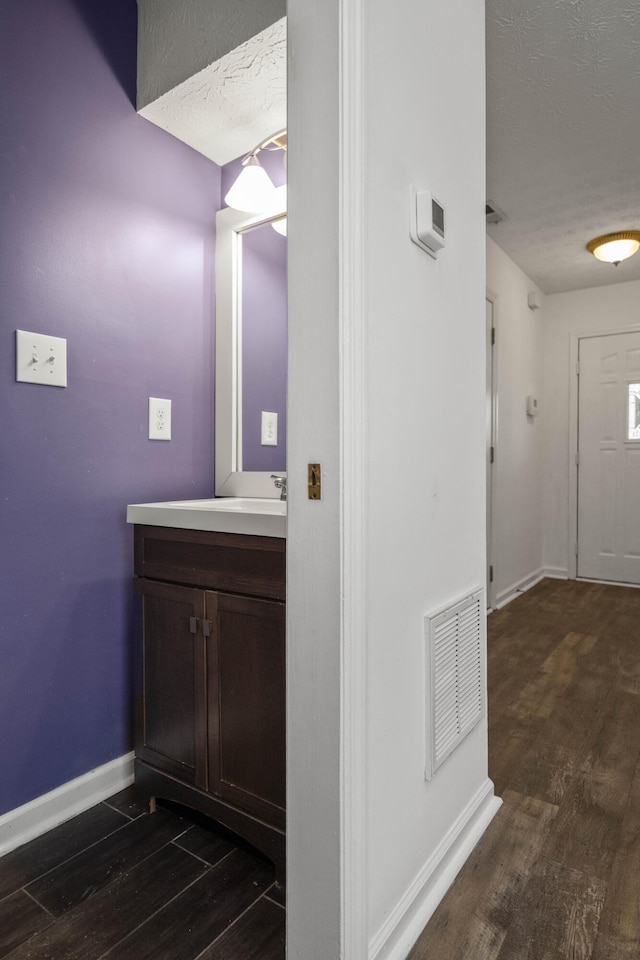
[424,588,485,779]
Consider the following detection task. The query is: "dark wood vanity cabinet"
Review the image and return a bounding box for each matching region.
[132,525,286,884]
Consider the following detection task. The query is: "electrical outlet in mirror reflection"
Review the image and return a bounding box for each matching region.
[261,411,278,446]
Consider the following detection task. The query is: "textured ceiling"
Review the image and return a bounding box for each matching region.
[486,0,640,293]
[139,18,286,167]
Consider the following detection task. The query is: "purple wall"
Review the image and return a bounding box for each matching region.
[0,0,220,815]
[241,225,287,472]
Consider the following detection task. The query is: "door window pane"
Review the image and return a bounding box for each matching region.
[628,383,640,440]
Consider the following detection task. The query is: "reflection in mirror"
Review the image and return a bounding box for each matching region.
[215,199,287,499]
[241,222,287,472]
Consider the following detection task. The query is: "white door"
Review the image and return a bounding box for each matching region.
[577,331,640,583]
[486,299,496,607]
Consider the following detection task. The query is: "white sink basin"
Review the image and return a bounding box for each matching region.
[127,497,286,537]
[168,498,286,515]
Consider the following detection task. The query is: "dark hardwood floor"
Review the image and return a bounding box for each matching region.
[0,790,284,960]
[410,577,640,960]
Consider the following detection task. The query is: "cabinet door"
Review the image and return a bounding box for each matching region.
[136,580,207,789]
[206,592,285,828]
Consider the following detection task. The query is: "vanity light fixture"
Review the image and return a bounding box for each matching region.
[224,131,287,214]
[586,230,640,267]
[224,154,275,213]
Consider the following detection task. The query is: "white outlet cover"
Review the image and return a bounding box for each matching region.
[149,397,171,440]
[261,411,278,446]
[16,330,67,387]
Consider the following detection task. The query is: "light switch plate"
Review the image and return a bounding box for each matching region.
[149,397,171,440]
[261,411,278,446]
[16,330,67,387]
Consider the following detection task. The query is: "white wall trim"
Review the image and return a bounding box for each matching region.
[496,567,545,609]
[544,566,569,580]
[0,753,135,857]
[568,324,640,581]
[339,0,369,953]
[369,779,501,960]
[577,576,640,590]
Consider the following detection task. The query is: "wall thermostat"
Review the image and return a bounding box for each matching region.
[410,187,445,258]
[526,395,539,417]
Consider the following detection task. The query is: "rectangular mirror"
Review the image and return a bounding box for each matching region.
[215,199,287,497]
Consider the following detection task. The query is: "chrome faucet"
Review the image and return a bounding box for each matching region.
[271,474,287,501]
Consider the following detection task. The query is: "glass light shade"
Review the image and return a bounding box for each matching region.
[271,216,287,237]
[592,239,640,263]
[587,231,640,265]
[224,156,277,213]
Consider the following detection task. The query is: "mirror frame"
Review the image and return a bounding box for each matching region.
[215,197,287,498]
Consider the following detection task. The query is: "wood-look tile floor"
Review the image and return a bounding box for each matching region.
[410,577,640,960]
[0,790,285,960]
[6,579,640,960]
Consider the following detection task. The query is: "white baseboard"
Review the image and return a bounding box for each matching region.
[577,576,640,590]
[496,567,545,609]
[0,752,135,857]
[369,779,502,960]
[544,566,568,580]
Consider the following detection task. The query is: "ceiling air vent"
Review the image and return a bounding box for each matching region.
[486,200,507,225]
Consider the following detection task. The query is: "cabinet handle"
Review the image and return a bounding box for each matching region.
[202,620,212,637]
[189,617,199,634]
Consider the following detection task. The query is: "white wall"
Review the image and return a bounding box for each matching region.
[487,238,545,604]
[287,1,496,958]
[543,278,640,576]
[365,1,494,956]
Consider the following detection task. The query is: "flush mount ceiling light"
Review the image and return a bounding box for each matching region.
[586,231,640,267]
[224,131,287,214]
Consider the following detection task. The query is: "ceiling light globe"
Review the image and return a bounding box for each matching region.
[593,239,640,264]
[587,231,640,266]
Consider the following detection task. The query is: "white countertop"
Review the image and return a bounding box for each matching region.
[126,497,286,539]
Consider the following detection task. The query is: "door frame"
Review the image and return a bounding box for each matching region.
[486,291,499,611]
[568,323,640,580]
[287,0,368,954]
